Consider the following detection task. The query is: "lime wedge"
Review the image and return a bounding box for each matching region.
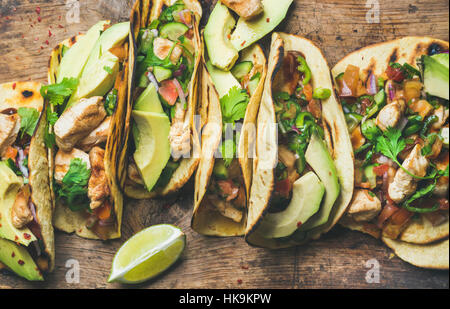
[108,224,186,284]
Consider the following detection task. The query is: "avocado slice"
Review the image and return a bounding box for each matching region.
[132,111,171,192]
[230,0,293,51]
[423,54,449,100]
[57,20,110,83]
[67,22,130,108]
[0,162,37,246]
[0,238,43,281]
[258,172,325,238]
[204,2,239,71]
[206,61,242,98]
[153,66,173,82]
[298,131,340,231]
[133,83,165,114]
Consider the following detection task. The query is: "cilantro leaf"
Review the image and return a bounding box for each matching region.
[375,127,406,161]
[17,107,40,138]
[403,181,439,213]
[220,86,249,125]
[40,77,78,107]
[159,1,185,23]
[57,158,91,212]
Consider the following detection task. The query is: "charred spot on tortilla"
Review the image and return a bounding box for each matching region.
[427,42,447,55]
[388,48,398,64]
[271,45,285,82]
[22,90,33,98]
[1,107,17,115]
[70,36,77,45]
[324,119,334,151]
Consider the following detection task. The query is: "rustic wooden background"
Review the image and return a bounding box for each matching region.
[0,0,448,289]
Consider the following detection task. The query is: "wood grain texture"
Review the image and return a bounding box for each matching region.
[0,0,448,289]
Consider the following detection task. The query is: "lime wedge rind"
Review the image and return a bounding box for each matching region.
[108,224,186,284]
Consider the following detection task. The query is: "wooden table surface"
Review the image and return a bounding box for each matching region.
[0,0,448,289]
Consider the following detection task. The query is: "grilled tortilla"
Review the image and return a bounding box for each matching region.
[47,26,129,240]
[332,37,449,269]
[245,33,354,249]
[123,0,202,199]
[191,43,267,236]
[0,81,55,278]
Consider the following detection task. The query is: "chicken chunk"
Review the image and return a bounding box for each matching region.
[388,145,429,203]
[376,99,406,131]
[220,0,264,19]
[209,197,243,223]
[88,147,110,210]
[54,96,106,152]
[169,101,191,160]
[77,117,111,152]
[127,160,144,186]
[0,113,20,156]
[54,148,91,184]
[153,38,183,64]
[11,185,33,229]
[431,105,449,130]
[346,189,382,222]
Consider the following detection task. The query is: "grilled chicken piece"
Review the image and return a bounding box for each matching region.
[346,189,382,222]
[220,0,264,19]
[278,145,297,170]
[54,148,91,184]
[388,145,429,203]
[77,117,111,152]
[431,105,449,130]
[88,147,110,210]
[434,153,449,197]
[153,38,183,64]
[0,113,20,156]
[169,102,191,160]
[209,197,243,223]
[376,99,406,131]
[11,185,33,229]
[54,96,106,152]
[127,160,144,186]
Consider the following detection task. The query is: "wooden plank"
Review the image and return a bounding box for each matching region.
[0,0,448,289]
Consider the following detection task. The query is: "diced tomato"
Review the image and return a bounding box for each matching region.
[373,164,389,177]
[302,84,313,101]
[377,202,399,229]
[3,146,18,160]
[95,200,112,221]
[341,64,360,97]
[438,198,449,210]
[158,80,179,106]
[274,178,292,199]
[217,180,239,201]
[386,65,406,82]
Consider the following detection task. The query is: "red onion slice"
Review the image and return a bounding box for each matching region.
[173,78,186,106]
[16,148,29,178]
[366,73,377,95]
[146,71,159,91]
[29,201,38,223]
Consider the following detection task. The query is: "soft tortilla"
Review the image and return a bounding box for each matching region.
[383,237,449,270]
[333,36,449,267]
[245,32,354,248]
[48,32,128,240]
[191,39,267,236]
[334,37,450,241]
[123,0,203,199]
[0,81,55,272]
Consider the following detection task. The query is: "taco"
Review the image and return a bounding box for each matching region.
[332,37,449,269]
[42,20,130,240]
[123,0,202,199]
[191,0,271,236]
[245,32,354,248]
[0,81,54,280]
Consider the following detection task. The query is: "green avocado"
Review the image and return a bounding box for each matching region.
[204,2,239,71]
[0,238,43,281]
[230,0,293,51]
[423,54,449,100]
[298,131,340,231]
[67,22,130,108]
[206,61,241,98]
[258,172,325,238]
[0,162,37,246]
[153,66,173,82]
[132,111,171,192]
[57,20,110,83]
[134,83,165,114]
